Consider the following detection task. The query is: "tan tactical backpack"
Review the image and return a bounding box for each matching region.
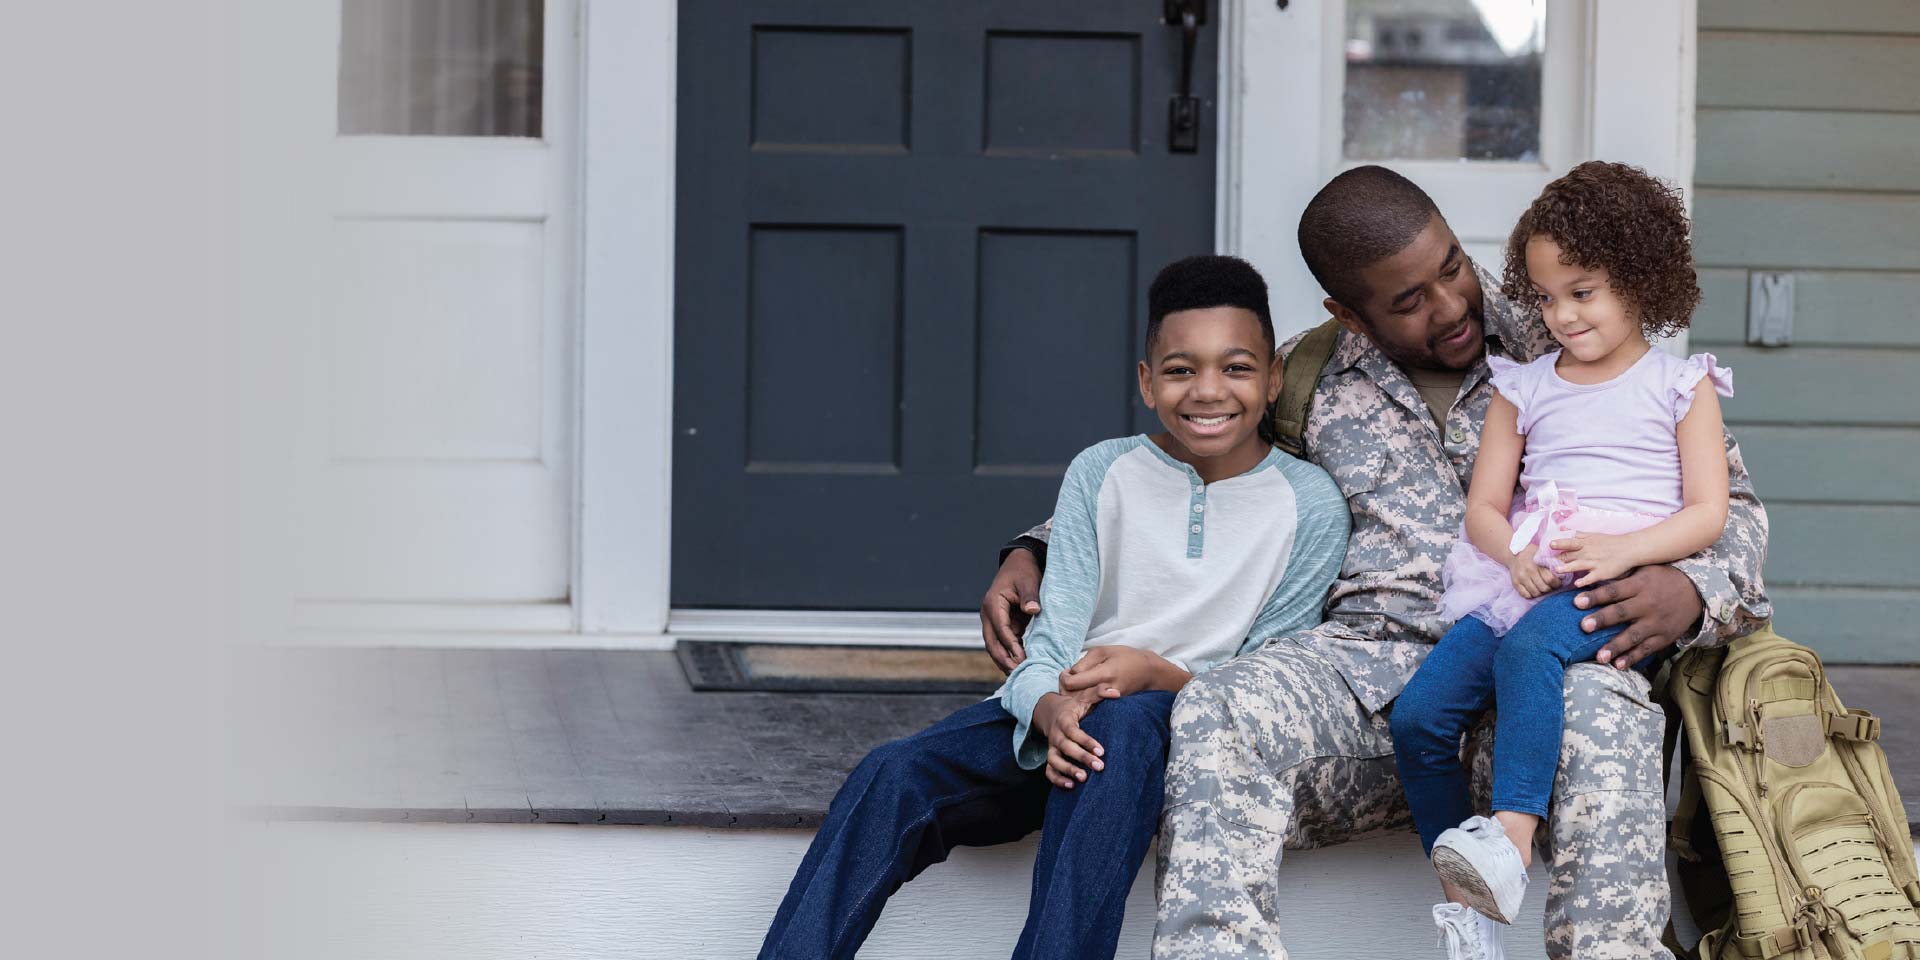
[1666,624,1920,959]
[1271,318,1341,459]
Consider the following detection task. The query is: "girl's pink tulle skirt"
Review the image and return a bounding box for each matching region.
[1438,483,1665,635]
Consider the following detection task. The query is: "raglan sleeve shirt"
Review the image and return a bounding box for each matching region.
[998,439,1130,770]
[997,440,1351,770]
[1236,457,1350,656]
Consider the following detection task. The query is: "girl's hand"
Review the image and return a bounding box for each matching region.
[1551,533,1638,587]
[1507,550,1561,599]
[1033,692,1104,789]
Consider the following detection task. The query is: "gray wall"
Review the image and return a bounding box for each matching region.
[1693,1,1920,661]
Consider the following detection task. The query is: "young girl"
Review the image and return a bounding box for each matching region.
[1389,161,1735,954]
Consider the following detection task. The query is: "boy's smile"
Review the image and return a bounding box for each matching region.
[1137,306,1282,484]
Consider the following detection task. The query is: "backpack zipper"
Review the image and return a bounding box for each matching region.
[1833,736,1920,893]
[1772,781,1905,950]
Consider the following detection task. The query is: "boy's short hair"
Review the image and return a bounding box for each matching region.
[1297,165,1441,312]
[1501,160,1701,339]
[1145,255,1275,357]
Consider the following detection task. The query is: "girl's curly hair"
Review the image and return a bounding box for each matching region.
[1501,161,1701,339]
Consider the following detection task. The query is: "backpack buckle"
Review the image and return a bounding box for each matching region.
[1725,721,1755,748]
[1827,710,1881,742]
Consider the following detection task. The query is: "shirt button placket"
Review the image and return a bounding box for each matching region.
[1188,472,1206,558]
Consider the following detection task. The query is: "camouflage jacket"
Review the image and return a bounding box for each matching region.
[1011,263,1772,711]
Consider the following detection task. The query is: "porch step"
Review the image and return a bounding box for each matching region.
[230,818,1920,960]
[230,647,1920,826]
[231,648,1920,958]
[238,822,1556,959]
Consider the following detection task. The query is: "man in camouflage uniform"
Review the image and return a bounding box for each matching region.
[979,167,1771,957]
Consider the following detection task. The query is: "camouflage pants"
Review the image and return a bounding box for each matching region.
[1152,635,1672,959]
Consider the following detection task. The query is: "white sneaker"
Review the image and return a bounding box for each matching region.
[1433,902,1507,960]
[1430,815,1529,924]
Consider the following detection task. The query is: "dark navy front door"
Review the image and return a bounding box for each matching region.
[674,0,1220,610]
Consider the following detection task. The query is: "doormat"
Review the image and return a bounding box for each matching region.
[676,640,1004,694]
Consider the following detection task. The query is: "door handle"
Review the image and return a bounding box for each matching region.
[1163,0,1205,152]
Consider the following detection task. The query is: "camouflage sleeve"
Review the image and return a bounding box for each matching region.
[1669,429,1773,649]
[996,519,1053,570]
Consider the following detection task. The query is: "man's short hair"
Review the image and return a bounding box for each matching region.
[1297,165,1442,311]
[1145,255,1274,357]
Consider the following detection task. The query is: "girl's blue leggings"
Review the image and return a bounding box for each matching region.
[1389,590,1633,853]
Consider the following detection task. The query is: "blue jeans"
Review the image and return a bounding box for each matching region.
[1390,590,1632,853]
[759,691,1176,960]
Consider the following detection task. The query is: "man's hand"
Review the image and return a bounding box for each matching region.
[980,549,1041,674]
[1569,564,1703,670]
[1550,532,1638,588]
[1059,645,1189,700]
[1033,692,1104,790]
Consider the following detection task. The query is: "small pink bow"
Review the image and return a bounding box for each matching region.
[1508,481,1581,556]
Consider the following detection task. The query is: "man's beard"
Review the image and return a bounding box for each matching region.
[1427,302,1485,362]
[1384,302,1485,373]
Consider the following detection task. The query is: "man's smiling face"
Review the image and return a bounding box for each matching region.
[1327,213,1487,373]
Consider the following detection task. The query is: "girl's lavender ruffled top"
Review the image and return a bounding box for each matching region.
[1437,348,1735,634]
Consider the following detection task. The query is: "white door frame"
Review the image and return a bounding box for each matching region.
[1222,0,1698,340]
[573,0,1697,649]
[574,0,678,642]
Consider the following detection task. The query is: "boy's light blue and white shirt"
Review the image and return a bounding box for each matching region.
[995,435,1351,769]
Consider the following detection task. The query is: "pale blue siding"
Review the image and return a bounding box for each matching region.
[1695,1,1920,661]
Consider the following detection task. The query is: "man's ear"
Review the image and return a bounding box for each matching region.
[1136,359,1155,408]
[1325,298,1367,337]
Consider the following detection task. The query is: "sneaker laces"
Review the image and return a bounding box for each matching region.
[1438,919,1484,955]
[1434,905,1491,960]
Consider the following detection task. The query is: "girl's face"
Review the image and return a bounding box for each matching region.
[1137,306,1282,477]
[1524,235,1643,363]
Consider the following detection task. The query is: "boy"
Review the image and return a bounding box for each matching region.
[758,255,1350,960]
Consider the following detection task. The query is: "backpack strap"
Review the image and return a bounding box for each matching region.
[1271,319,1343,459]
[1670,771,1704,861]
[1654,656,1700,861]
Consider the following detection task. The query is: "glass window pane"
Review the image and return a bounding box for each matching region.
[338,0,544,137]
[1343,0,1544,162]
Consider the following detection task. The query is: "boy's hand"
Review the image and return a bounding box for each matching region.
[1506,550,1561,599]
[1059,645,1187,699]
[1033,692,1104,790]
[1551,533,1637,588]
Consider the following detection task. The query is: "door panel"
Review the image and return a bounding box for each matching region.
[675,0,1217,610]
[300,0,575,603]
